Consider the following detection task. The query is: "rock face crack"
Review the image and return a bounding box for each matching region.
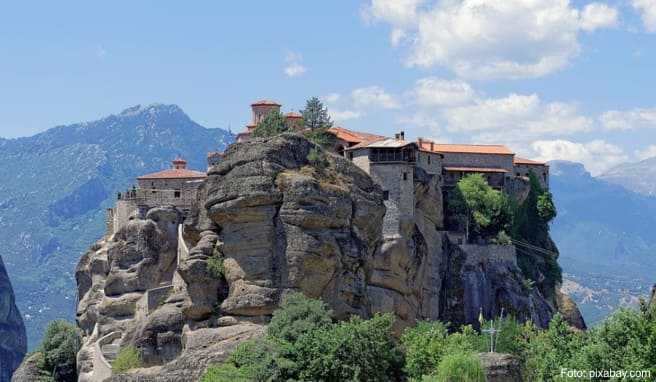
[68,134,579,381]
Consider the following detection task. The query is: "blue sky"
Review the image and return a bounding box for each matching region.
[1,0,655,174]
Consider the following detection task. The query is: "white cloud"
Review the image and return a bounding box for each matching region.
[322,93,341,103]
[411,77,475,107]
[352,86,400,109]
[284,52,307,78]
[362,0,425,44]
[632,0,656,32]
[364,0,619,79]
[531,139,628,175]
[600,107,656,130]
[443,93,592,142]
[635,145,656,160]
[581,3,619,32]
[330,109,363,122]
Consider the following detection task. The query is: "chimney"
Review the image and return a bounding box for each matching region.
[400,131,405,140]
[430,141,434,151]
[418,137,423,147]
[395,133,400,140]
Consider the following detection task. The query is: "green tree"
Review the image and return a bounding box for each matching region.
[252,110,288,138]
[537,191,557,222]
[448,174,512,241]
[301,97,333,130]
[267,292,333,344]
[294,313,404,382]
[40,320,81,382]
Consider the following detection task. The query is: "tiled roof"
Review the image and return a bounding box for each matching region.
[419,141,514,155]
[285,111,303,118]
[137,168,207,180]
[251,99,281,106]
[444,166,509,173]
[327,126,386,145]
[514,157,547,165]
[347,138,416,150]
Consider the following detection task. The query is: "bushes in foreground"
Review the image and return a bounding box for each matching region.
[203,294,656,381]
[204,293,402,381]
[112,346,142,374]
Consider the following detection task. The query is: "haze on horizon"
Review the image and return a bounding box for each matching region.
[1,0,655,175]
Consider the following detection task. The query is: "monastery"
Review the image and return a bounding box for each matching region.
[106,99,549,236]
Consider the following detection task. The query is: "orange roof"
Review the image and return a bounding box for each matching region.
[514,157,547,165]
[137,168,207,180]
[420,142,514,155]
[327,126,386,145]
[444,166,509,173]
[251,99,281,106]
[285,111,303,119]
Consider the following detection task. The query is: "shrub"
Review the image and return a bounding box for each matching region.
[434,352,485,382]
[40,320,80,382]
[252,110,288,138]
[304,128,336,148]
[306,147,329,171]
[112,346,142,374]
[268,292,333,344]
[207,255,224,279]
[401,321,450,378]
[200,363,252,382]
[537,191,557,222]
[294,313,404,382]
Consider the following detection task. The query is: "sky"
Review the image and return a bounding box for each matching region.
[1,0,655,175]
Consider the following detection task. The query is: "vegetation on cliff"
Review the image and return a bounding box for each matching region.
[203,294,656,382]
[511,172,561,300]
[22,320,81,382]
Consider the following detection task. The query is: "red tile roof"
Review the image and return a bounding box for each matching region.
[251,99,281,106]
[514,157,547,165]
[444,166,509,173]
[137,168,207,180]
[285,111,303,119]
[327,126,386,145]
[419,141,514,155]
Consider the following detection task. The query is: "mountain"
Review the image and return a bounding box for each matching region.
[0,104,233,348]
[549,160,656,324]
[0,254,26,382]
[599,156,656,196]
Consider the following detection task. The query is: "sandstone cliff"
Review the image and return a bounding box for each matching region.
[72,134,580,381]
[0,254,26,382]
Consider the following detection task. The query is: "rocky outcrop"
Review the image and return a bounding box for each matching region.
[74,134,575,380]
[555,287,587,330]
[0,254,26,382]
[479,352,522,382]
[10,352,44,382]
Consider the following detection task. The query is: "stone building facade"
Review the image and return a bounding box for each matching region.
[106,158,206,235]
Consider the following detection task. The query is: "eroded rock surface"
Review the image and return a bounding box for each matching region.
[72,134,576,380]
[0,254,26,382]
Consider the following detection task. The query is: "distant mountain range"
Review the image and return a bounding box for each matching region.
[549,160,656,324]
[1,104,653,346]
[599,157,656,197]
[0,104,233,348]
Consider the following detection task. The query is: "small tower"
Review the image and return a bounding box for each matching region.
[284,111,304,131]
[172,157,187,170]
[250,99,281,126]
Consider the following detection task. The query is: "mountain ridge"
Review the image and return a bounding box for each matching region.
[0,104,233,348]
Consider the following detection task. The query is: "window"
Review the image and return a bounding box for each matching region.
[174,191,181,198]
[428,155,431,165]
[403,172,408,181]
[347,151,354,160]
[382,190,389,200]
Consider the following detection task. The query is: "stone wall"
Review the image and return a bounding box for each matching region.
[442,152,514,171]
[416,151,442,175]
[514,163,549,189]
[350,148,370,174]
[370,162,415,236]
